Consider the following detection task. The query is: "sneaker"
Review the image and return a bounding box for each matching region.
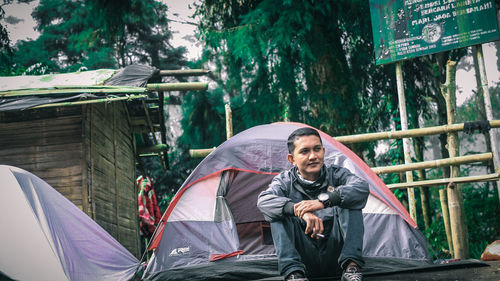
[341,263,362,281]
[285,270,309,281]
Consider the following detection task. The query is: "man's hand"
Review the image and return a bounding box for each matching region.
[294,199,324,218]
[302,212,324,239]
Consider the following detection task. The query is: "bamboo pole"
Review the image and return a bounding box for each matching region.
[159,69,211,76]
[372,153,493,174]
[334,120,500,144]
[158,91,170,170]
[225,104,233,140]
[188,122,500,158]
[420,178,431,229]
[414,138,431,230]
[146,82,208,92]
[142,101,157,137]
[141,100,165,171]
[2,81,209,97]
[476,44,500,204]
[189,148,216,158]
[137,144,168,154]
[32,94,148,108]
[439,189,454,257]
[441,60,469,259]
[387,172,500,189]
[138,153,161,157]
[2,87,146,97]
[395,61,417,223]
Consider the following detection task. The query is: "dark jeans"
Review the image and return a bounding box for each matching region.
[270,208,364,278]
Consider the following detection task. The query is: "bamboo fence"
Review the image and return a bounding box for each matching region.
[372,153,493,174]
[335,120,500,144]
[190,120,500,160]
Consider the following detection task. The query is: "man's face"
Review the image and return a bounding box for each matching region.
[287,135,325,181]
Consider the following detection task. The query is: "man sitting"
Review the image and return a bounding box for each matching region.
[257,127,369,281]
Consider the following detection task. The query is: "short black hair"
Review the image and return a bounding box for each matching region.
[287,127,322,154]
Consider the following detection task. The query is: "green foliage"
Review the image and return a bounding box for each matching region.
[458,81,500,122]
[424,208,452,260]
[0,5,11,52]
[179,89,226,149]
[1,0,186,74]
[424,182,500,260]
[193,0,400,141]
[463,182,500,259]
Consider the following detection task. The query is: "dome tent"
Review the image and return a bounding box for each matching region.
[0,165,140,281]
[143,122,431,280]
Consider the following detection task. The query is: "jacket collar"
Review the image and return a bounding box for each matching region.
[291,165,328,199]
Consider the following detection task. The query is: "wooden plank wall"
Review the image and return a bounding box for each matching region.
[87,102,140,257]
[0,107,85,207]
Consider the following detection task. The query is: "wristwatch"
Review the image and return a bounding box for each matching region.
[317,193,332,208]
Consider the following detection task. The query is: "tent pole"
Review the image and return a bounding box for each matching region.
[395,61,417,223]
[475,44,500,204]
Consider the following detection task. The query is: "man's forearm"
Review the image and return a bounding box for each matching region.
[283,201,295,216]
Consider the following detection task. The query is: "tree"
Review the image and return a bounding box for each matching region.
[0,0,38,75]
[1,0,187,74]
[188,0,403,155]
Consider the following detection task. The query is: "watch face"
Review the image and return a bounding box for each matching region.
[318,193,329,201]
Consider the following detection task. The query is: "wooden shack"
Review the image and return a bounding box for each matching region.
[0,66,208,257]
[0,103,141,255]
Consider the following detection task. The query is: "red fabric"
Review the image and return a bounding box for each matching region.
[138,176,161,237]
[209,250,244,261]
[481,240,500,261]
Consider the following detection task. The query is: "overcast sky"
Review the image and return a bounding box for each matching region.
[2,0,500,105]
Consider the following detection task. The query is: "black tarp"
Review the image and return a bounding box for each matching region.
[0,65,157,112]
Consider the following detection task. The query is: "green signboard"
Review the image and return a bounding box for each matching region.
[369,0,500,65]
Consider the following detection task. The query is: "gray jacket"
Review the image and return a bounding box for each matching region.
[257,165,369,222]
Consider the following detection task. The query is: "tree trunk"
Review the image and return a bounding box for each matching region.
[305,19,359,137]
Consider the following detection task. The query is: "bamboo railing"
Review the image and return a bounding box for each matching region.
[159,69,211,77]
[387,172,500,189]
[372,153,493,175]
[190,120,500,160]
[189,147,217,158]
[335,120,500,144]
[146,82,208,92]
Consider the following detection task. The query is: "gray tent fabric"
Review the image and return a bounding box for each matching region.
[104,65,157,87]
[143,123,432,281]
[0,165,140,281]
[214,171,236,223]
